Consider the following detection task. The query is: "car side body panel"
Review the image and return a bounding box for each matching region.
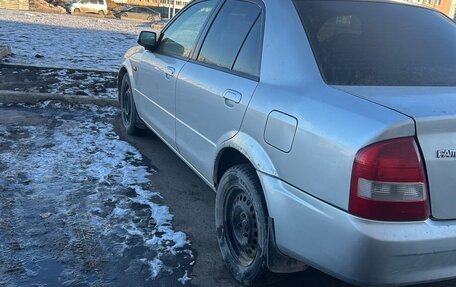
[135,52,188,149]
[175,62,259,181]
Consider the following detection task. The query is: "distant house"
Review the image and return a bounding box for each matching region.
[451,0,456,19]
[113,0,190,18]
[401,0,456,18]
[0,0,30,10]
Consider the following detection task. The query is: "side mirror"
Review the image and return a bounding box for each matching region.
[138,31,157,51]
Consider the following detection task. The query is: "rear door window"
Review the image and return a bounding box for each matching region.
[294,1,456,86]
[197,0,261,71]
[232,17,262,78]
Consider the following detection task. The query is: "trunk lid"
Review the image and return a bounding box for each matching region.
[337,86,456,220]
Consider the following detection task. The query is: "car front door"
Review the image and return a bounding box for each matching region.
[134,0,218,149]
[175,0,263,181]
[128,7,141,19]
[78,0,88,12]
[88,0,97,13]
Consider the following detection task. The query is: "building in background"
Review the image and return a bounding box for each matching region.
[0,0,30,10]
[113,0,190,18]
[402,0,456,19]
[451,0,456,19]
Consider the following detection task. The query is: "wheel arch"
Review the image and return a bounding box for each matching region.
[213,132,278,188]
[118,63,136,103]
[117,66,128,102]
[214,147,251,187]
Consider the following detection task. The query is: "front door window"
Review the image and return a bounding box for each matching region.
[156,1,217,58]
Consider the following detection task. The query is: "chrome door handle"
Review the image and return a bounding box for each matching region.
[223,89,242,104]
[165,66,175,79]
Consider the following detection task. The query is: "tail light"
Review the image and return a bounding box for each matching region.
[349,137,430,221]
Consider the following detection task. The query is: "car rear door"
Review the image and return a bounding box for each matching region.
[137,7,151,20]
[175,0,263,180]
[134,0,218,149]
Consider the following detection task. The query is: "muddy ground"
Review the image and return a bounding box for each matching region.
[0,103,194,287]
[0,64,117,98]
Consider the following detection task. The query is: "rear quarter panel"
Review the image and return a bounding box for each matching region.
[241,84,415,210]
[236,0,415,210]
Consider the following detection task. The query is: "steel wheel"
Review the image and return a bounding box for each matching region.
[225,187,259,266]
[216,164,281,286]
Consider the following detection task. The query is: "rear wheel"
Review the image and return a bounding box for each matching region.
[98,10,104,16]
[147,15,158,22]
[216,164,279,286]
[120,74,145,136]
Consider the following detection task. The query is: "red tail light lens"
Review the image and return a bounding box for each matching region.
[349,137,430,221]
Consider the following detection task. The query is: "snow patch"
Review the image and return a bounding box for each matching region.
[178,270,191,285]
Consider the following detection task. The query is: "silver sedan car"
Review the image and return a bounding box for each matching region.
[118,0,456,286]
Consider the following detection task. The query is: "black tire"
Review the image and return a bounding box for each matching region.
[216,164,279,286]
[119,73,145,136]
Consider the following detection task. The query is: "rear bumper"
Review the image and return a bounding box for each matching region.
[258,172,456,286]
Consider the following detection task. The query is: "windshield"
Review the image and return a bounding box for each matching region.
[294,1,456,86]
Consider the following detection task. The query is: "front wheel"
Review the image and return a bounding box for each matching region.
[73,8,80,14]
[98,10,105,16]
[120,74,145,136]
[216,164,279,286]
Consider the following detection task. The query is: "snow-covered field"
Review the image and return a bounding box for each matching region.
[0,102,193,286]
[0,9,157,71]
